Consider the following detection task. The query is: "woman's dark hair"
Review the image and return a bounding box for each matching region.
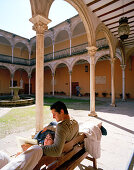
[46,131,55,141]
[50,101,68,115]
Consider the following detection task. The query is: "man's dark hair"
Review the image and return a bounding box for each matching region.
[50,101,68,115]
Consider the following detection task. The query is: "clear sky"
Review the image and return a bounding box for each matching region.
[0,0,78,39]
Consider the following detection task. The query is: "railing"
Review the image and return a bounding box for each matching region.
[0,38,109,66]
[13,57,29,65]
[0,54,12,63]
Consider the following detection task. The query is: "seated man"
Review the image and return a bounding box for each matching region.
[0,101,79,169]
[41,101,79,157]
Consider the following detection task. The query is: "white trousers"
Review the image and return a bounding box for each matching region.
[1,145,43,170]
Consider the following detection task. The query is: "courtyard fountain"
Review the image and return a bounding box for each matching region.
[0,86,34,107]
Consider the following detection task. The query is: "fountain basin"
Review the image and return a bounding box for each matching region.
[0,98,34,107]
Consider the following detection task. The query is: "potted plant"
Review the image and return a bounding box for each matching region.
[102,92,107,97]
[126,93,130,98]
[95,92,98,97]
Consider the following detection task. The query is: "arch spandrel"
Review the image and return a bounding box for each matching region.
[95,23,117,59]
[55,29,69,43]
[30,0,54,18]
[71,55,90,70]
[53,60,70,73]
[0,64,11,75]
[126,47,134,63]
[44,63,53,74]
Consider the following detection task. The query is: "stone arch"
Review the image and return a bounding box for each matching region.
[44,63,53,73]
[53,60,70,73]
[95,50,110,64]
[0,64,11,75]
[30,38,36,48]
[0,35,12,56]
[115,48,123,64]
[14,39,29,50]
[13,67,29,76]
[0,65,12,94]
[71,55,90,70]
[14,42,29,59]
[72,21,86,37]
[126,47,134,63]
[30,65,36,75]
[65,0,95,46]
[55,29,69,43]
[95,23,116,58]
[44,36,53,47]
[0,34,12,46]
[95,49,123,65]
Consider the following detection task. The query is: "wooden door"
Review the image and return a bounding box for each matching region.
[72,82,79,95]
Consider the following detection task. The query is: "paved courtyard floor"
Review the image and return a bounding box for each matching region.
[0,98,134,170]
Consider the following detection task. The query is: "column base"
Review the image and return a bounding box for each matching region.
[88,112,97,117]
[122,99,126,102]
[110,103,116,107]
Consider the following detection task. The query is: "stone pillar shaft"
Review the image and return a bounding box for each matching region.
[29,52,31,65]
[11,73,14,96]
[90,56,95,113]
[28,76,31,95]
[12,46,14,63]
[111,58,116,106]
[53,43,54,59]
[87,46,97,116]
[69,71,72,98]
[30,15,51,132]
[35,32,44,132]
[52,73,55,96]
[70,39,71,55]
[121,65,126,101]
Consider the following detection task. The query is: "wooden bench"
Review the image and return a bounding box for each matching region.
[33,133,97,170]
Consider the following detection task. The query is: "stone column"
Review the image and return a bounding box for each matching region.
[30,15,51,132]
[87,46,97,116]
[28,75,31,95]
[29,52,31,65]
[11,46,14,63]
[69,71,72,98]
[110,58,116,106]
[52,41,55,59]
[70,39,72,55]
[52,73,55,96]
[121,65,126,101]
[11,73,14,96]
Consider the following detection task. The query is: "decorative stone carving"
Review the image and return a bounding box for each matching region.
[30,15,51,34]
[33,21,48,34]
[86,46,98,56]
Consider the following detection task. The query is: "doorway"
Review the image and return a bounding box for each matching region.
[72,82,79,95]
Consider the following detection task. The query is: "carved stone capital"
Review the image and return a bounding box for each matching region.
[86,46,98,57]
[30,15,51,34]
[33,21,48,34]
[120,64,126,70]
